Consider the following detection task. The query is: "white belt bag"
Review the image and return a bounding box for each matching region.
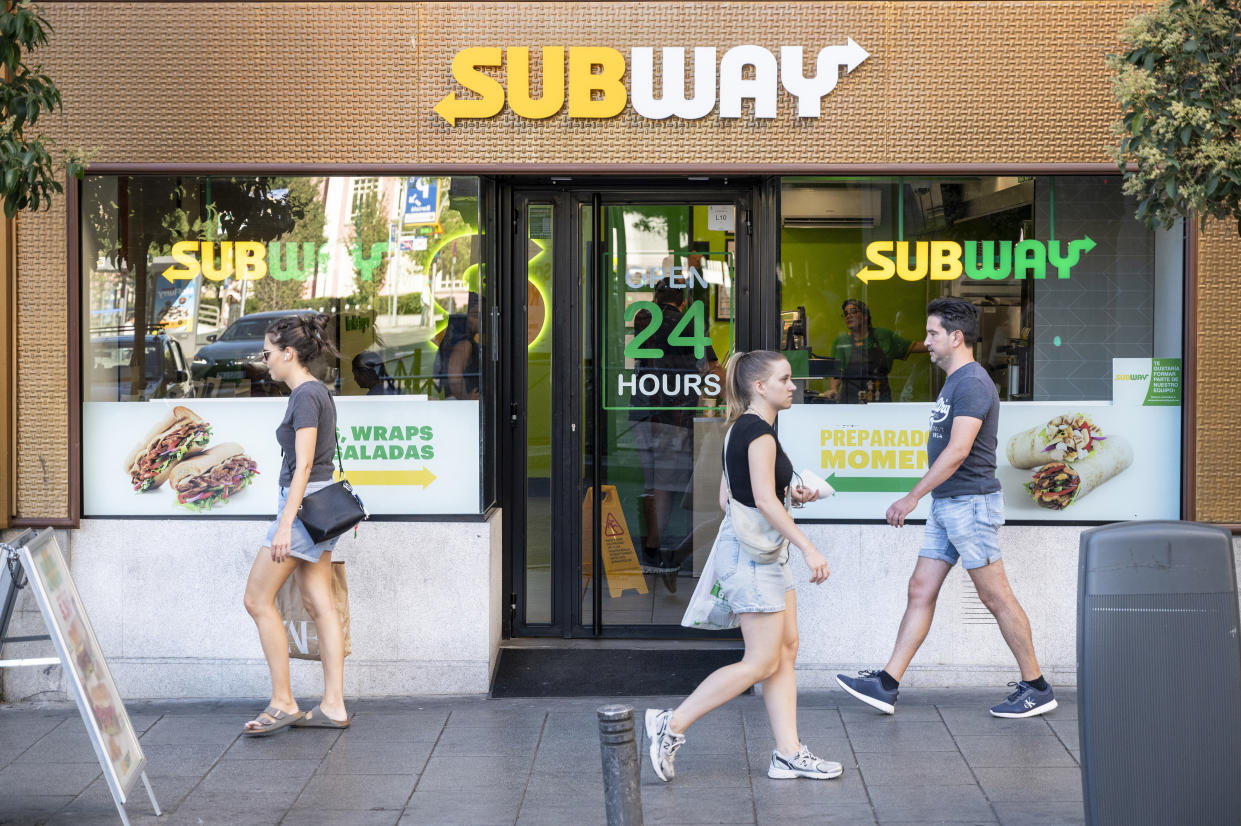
[723,423,791,565]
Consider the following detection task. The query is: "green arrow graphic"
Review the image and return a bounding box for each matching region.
[826,474,919,493]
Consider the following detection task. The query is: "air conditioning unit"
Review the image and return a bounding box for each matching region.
[781,187,884,229]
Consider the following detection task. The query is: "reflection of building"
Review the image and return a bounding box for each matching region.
[2,2,1240,705]
[315,176,403,299]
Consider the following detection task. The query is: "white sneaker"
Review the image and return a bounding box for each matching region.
[644,708,685,782]
[767,745,843,780]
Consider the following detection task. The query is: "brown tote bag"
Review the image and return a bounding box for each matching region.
[276,561,352,660]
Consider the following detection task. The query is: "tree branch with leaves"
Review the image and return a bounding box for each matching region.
[1109,0,1241,235]
[1,0,82,218]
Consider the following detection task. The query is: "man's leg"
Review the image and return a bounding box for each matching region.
[883,557,953,681]
[967,559,1040,681]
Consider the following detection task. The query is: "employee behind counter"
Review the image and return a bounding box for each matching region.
[825,299,928,404]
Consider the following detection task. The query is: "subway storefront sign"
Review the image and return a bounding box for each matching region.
[855,238,1097,283]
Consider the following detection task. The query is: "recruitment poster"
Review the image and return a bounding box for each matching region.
[83,398,480,515]
[779,358,1181,522]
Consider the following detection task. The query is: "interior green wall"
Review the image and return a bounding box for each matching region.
[778,191,933,402]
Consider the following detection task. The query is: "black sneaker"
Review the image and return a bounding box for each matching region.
[989,681,1058,718]
[644,708,685,782]
[835,670,898,715]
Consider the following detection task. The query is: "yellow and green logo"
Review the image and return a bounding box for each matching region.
[854,238,1096,284]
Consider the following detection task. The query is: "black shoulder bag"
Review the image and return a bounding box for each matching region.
[297,425,368,543]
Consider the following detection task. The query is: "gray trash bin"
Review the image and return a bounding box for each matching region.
[1078,520,1241,826]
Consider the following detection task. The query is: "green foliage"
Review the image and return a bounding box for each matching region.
[348,191,391,306]
[0,0,83,218]
[248,176,325,312]
[396,291,422,315]
[1109,0,1241,235]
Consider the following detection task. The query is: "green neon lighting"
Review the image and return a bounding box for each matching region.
[527,237,552,350]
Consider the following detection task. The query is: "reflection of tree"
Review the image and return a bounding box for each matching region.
[249,177,325,313]
[349,191,390,307]
[83,177,300,398]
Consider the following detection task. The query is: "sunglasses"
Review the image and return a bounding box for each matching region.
[261,349,277,362]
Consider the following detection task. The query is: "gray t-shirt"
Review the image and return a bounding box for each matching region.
[276,381,337,487]
[926,361,1001,498]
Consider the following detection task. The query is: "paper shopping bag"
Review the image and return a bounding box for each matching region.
[277,561,352,660]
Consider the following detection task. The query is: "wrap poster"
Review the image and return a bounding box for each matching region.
[83,398,481,516]
[779,401,1180,522]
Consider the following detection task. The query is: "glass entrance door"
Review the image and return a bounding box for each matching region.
[510,188,750,637]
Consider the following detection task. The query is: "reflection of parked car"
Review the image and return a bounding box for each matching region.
[89,333,194,401]
[190,310,312,397]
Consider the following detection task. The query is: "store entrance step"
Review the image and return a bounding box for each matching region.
[490,646,749,698]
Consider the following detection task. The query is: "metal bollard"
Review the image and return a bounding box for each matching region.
[597,704,643,826]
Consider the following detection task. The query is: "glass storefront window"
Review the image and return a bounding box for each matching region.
[80,175,486,516]
[777,175,1183,523]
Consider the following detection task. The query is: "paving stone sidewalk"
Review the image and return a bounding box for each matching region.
[0,688,1083,826]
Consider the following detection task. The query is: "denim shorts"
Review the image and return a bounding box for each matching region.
[712,513,794,613]
[263,481,340,563]
[918,491,1004,570]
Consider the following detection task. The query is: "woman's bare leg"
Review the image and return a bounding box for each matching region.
[669,611,784,734]
[761,590,801,756]
[242,549,299,730]
[295,553,347,722]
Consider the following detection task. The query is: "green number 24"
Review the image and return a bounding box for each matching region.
[624,299,713,360]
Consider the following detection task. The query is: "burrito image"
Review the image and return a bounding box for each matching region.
[170,442,259,511]
[1007,412,1108,468]
[124,405,212,491]
[1025,435,1134,510]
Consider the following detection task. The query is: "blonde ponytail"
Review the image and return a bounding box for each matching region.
[723,350,785,422]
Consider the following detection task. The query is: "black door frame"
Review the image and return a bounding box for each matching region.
[502,178,769,639]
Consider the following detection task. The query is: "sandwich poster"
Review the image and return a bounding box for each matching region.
[83,398,480,516]
[779,400,1180,522]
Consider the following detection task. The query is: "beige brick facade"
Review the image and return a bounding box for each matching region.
[12,1,1236,522]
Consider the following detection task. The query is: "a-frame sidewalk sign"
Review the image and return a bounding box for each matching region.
[1,528,160,825]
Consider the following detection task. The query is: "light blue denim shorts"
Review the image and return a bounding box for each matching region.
[264,480,340,563]
[712,513,794,614]
[918,491,1004,570]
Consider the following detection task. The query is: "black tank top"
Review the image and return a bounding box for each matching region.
[723,413,794,508]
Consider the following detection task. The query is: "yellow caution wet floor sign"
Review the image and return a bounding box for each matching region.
[581,486,648,597]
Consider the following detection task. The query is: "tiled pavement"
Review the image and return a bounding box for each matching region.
[0,688,1083,825]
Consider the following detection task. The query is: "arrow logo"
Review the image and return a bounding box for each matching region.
[780,40,872,117]
[826,473,919,493]
[434,94,464,127]
[336,468,437,487]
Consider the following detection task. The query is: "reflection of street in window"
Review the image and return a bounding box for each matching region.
[631,279,698,587]
[351,351,401,395]
[433,291,481,400]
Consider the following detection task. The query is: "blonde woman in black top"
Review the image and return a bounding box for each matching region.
[645,350,840,782]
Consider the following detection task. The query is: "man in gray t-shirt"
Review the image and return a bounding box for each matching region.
[836,298,1057,720]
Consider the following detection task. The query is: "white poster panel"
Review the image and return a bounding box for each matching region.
[18,530,146,802]
[84,398,480,516]
[780,401,1180,522]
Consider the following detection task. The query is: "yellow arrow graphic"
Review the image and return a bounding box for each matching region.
[334,468,437,487]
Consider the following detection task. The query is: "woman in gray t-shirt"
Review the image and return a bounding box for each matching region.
[241,314,352,736]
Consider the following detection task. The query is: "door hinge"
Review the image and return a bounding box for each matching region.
[744,209,753,235]
[510,593,518,618]
[509,403,521,428]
